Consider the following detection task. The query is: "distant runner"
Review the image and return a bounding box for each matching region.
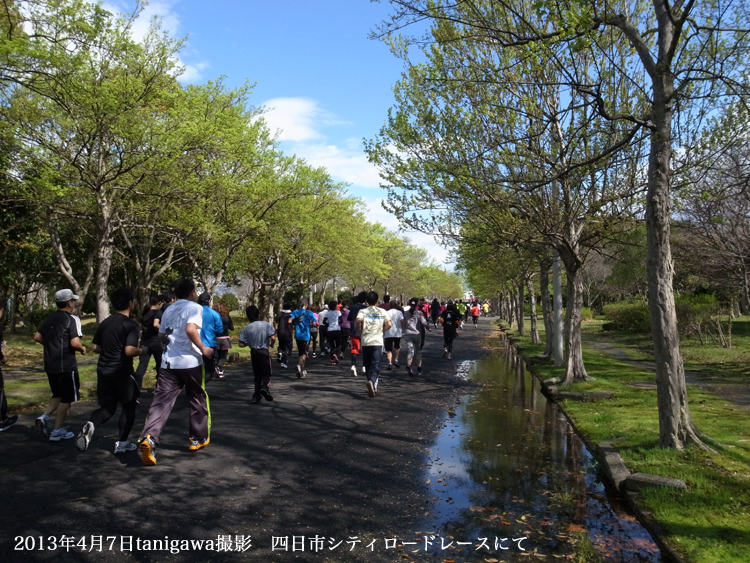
[356,292,392,398]
[290,298,317,379]
[239,305,276,404]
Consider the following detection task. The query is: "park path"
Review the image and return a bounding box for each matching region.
[582,332,750,411]
[1,317,495,562]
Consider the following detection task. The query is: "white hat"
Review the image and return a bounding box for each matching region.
[55,289,79,302]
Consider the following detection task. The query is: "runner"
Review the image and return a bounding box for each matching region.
[356,292,392,398]
[440,301,461,360]
[471,302,481,327]
[161,291,176,312]
[347,291,367,376]
[76,288,144,454]
[138,279,213,466]
[290,298,317,379]
[482,301,490,317]
[339,300,351,357]
[238,305,275,404]
[324,300,342,365]
[380,295,391,311]
[430,298,441,329]
[0,321,18,432]
[403,297,431,376]
[33,289,86,441]
[384,300,404,370]
[198,292,223,383]
[318,303,329,356]
[309,305,319,358]
[456,300,467,330]
[134,294,163,386]
[273,301,294,368]
[213,300,234,378]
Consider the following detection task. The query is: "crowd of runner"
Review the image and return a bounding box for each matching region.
[0,282,491,467]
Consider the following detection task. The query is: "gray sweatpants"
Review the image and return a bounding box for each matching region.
[140,365,209,444]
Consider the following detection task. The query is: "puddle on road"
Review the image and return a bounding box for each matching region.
[418,346,663,562]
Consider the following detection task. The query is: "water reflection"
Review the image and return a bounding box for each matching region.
[419,351,662,562]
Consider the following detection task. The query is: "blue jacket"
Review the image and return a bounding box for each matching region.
[200,305,224,348]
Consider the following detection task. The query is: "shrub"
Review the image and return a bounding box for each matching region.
[23,305,58,330]
[602,302,651,332]
[581,307,594,321]
[675,294,726,342]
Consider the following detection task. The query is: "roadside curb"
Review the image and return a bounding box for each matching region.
[501,330,689,563]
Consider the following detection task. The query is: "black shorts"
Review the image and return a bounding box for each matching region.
[46,370,81,403]
[384,337,401,352]
[97,370,140,405]
[295,339,309,357]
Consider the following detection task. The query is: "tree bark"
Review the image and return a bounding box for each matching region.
[528,276,540,344]
[516,279,525,336]
[559,254,592,384]
[552,255,564,367]
[540,258,553,356]
[646,18,708,449]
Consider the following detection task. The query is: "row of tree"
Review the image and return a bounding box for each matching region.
[0,1,462,327]
[367,0,750,450]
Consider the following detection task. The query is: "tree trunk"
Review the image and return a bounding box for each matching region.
[95,238,114,323]
[528,277,540,344]
[516,280,525,336]
[559,255,591,385]
[646,39,708,449]
[552,255,564,367]
[540,258,553,356]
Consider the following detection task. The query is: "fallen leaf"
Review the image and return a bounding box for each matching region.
[566,524,587,533]
[470,506,495,513]
[426,480,431,485]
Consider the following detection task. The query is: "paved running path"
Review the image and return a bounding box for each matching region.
[1,317,497,562]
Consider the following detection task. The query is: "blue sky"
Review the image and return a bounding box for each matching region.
[107,0,450,265]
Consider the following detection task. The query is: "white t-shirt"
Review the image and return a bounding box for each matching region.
[325,310,342,331]
[384,308,404,338]
[160,299,204,369]
[356,306,388,347]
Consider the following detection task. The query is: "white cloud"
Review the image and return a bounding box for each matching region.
[261,98,327,142]
[260,97,384,187]
[177,62,209,83]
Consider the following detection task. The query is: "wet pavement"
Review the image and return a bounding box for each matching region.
[414,343,663,562]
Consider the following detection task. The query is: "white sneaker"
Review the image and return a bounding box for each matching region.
[361,365,366,374]
[49,427,74,441]
[76,421,95,452]
[114,440,138,454]
[350,365,357,377]
[280,363,287,369]
[302,370,307,378]
[296,365,303,378]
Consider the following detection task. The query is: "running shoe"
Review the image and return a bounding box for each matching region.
[215,366,224,378]
[49,427,74,441]
[251,393,261,404]
[114,440,138,454]
[0,415,18,432]
[417,367,422,375]
[332,354,339,364]
[311,352,317,358]
[280,363,287,369]
[329,359,336,366]
[393,360,400,368]
[448,353,452,360]
[36,415,49,438]
[386,363,393,370]
[76,421,95,452]
[350,365,357,377]
[188,437,210,451]
[406,365,414,377]
[361,365,366,374]
[260,388,274,402]
[296,365,303,378]
[301,370,307,378]
[366,380,376,398]
[140,436,157,466]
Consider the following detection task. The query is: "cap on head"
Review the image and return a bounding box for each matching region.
[197,292,211,305]
[55,289,79,302]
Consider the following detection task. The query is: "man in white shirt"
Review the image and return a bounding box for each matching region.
[138,279,214,466]
[384,300,404,370]
[356,292,392,398]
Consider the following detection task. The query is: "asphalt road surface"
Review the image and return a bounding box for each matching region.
[1,316,497,562]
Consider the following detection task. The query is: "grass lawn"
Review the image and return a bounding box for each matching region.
[499,316,750,563]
